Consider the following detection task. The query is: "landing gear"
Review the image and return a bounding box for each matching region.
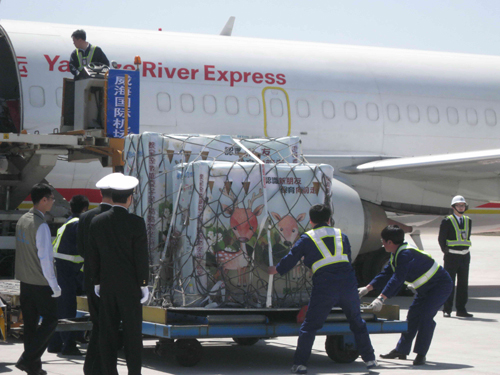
[325,335,359,363]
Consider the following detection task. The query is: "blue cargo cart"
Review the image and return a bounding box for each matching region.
[137,307,407,367]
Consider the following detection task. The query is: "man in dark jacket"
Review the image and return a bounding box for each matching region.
[88,173,149,375]
[69,29,109,79]
[359,225,453,366]
[77,174,116,375]
[48,194,89,355]
[438,195,473,318]
[269,204,376,374]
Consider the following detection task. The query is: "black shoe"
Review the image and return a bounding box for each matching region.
[60,346,83,356]
[413,354,426,365]
[15,359,46,375]
[443,311,451,317]
[47,346,62,353]
[380,349,407,359]
[456,311,473,318]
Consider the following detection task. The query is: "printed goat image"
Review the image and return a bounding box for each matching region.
[219,188,264,286]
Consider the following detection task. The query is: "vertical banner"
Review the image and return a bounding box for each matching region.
[106,70,140,138]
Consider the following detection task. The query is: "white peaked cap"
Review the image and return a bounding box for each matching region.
[96,173,139,190]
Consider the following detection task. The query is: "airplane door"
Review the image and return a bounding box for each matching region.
[262,87,291,137]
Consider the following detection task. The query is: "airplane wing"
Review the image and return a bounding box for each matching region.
[339,148,500,181]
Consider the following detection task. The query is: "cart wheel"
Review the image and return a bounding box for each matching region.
[175,339,203,367]
[325,335,359,363]
[232,337,260,346]
[155,338,175,357]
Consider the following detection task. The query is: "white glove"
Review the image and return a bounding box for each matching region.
[358,287,369,298]
[368,297,384,312]
[408,285,417,294]
[51,285,62,298]
[140,286,149,304]
[94,285,100,297]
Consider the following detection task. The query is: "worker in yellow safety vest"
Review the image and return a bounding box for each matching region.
[69,29,109,79]
[438,195,473,318]
[47,195,89,356]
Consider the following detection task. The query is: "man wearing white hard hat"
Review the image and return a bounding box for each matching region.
[88,173,149,375]
[77,173,118,375]
[438,195,473,318]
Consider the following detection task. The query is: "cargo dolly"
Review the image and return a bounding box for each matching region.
[137,305,407,367]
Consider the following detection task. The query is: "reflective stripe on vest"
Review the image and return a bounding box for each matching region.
[53,217,83,263]
[306,227,349,273]
[446,215,471,247]
[76,45,96,70]
[390,243,439,289]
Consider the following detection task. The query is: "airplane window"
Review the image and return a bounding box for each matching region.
[447,107,459,125]
[322,100,335,119]
[466,108,478,126]
[270,98,283,117]
[427,106,439,124]
[203,95,217,114]
[247,97,260,116]
[181,94,194,113]
[296,100,310,118]
[387,104,400,122]
[29,86,45,108]
[226,96,239,115]
[157,93,171,112]
[344,101,357,120]
[366,103,379,121]
[485,109,497,126]
[56,87,63,108]
[407,105,420,123]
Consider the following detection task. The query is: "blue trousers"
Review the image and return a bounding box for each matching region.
[396,269,453,356]
[48,259,84,352]
[294,270,375,366]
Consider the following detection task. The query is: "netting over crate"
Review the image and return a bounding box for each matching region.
[124,133,333,308]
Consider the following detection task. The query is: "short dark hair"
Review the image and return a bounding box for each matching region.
[101,188,113,199]
[31,183,53,205]
[381,225,405,245]
[70,195,89,215]
[71,29,86,41]
[111,189,134,204]
[309,204,331,224]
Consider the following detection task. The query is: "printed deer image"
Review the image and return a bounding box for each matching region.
[219,188,265,286]
[271,212,307,279]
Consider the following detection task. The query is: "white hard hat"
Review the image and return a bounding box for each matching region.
[451,195,467,206]
[96,173,139,190]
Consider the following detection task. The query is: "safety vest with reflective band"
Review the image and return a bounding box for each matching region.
[53,217,84,263]
[76,45,96,71]
[390,243,440,289]
[446,215,471,253]
[306,227,349,273]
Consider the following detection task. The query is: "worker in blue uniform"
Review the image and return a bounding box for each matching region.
[269,204,376,375]
[48,195,89,356]
[358,225,453,366]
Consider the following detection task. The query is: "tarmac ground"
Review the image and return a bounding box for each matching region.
[1,229,499,374]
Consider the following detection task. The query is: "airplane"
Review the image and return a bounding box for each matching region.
[1,18,500,282]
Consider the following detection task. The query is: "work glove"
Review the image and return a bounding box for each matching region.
[358,287,370,298]
[140,286,149,304]
[94,285,100,298]
[368,297,384,312]
[407,285,417,294]
[51,285,62,298]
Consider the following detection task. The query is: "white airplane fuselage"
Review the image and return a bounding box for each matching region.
[1,19,500,213]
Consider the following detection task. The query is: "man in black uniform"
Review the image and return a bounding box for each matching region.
[88,173,149,375]
[69,29,109,79]
[77,174,116,375]
[439,195,473,318]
